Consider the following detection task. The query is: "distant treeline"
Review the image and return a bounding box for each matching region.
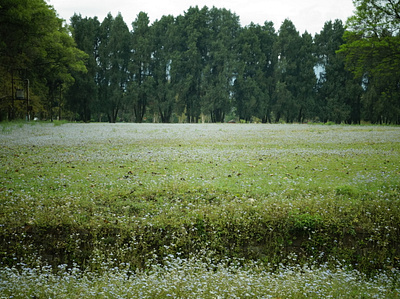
[1,0,399,124]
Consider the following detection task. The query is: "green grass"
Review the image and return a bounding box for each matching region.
[1,122,400,296]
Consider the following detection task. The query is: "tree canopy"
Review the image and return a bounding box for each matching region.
[0,0,87,121]
[338,0,400,123]
[1,1,399,124]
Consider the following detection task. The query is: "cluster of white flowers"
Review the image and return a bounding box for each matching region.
[1,255,399,298]
[2,122,400,147]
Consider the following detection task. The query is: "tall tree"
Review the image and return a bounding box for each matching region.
[296,32,317,123]
[202,7,240,122]
[258,21,277,123]
[109,13,131,123]
[40,22,87,121]
[338,0,400,124]
[151,15,176,123]
[97,13,114,122]
[173,6,209,123]
[0,0,87,120]
[339,0,400,78]
[129,12,152,123]
[273,20,301,122]
[67,14,100,122]
[315,20,363,124]
[97,13,130,123]
[273,20,316,123]
[234,23,267,122]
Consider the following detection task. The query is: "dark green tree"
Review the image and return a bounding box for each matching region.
[41,23,87,121]
[0,0,87,121]
[296,32,317,123]
[362,70,400,124]
[97,13,114,122]
[338,0,400,123]
[315,20,363,124]
[202,7,240,122]
[272,19,316,123]
[173,6,209,123]
[129,12,152,123]
[258,21,277,123]
[97,13,130,123]
[234,23,267,122]
[151,15,176,123]
[67,14,100,122]
[272,19,301,122]
[109,13,131,123]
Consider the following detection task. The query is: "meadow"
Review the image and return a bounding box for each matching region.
[1,122,400,297]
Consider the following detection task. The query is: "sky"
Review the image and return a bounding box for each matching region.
[47,0,355,35]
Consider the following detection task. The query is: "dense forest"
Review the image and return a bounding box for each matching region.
[1,0,399,124]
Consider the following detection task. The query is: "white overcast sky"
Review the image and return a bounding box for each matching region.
[47,0,355,35]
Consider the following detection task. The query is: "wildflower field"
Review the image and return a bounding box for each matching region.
[1,122,400,297]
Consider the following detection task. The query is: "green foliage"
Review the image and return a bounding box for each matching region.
[202,8,241,123]
[315,20,364,124]
[129,12,152,123]
[338,0,400,124]
[0,0,87,121]
[234,23,272,122]
[2,1,400,124]
[151,15,176,123]
[67,14,100,122]
[271,20,317,123]
[339,0,400,78]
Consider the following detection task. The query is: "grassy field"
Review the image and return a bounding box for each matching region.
[1,122,400,297]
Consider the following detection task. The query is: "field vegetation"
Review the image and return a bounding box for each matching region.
[1,122,400,297]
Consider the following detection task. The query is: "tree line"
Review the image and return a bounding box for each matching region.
[1,0,399,124]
